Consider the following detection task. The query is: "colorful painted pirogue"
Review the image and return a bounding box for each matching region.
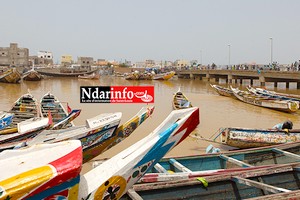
[0,112,14,130]
[0,114,52,151]
[0,68,21,83]
[247,85,300,103]
[122,162,300,200]
[26,106,154,163]
[78,72,100,79]
[220,127,300,149]
[230,86,299,113]
[22,69,43,81]
[78,107,199,200]
[40,92,80,129]
[172,88,193,110]
[0,107,199,200]
[0,140,82,200]
[210,84,235,98]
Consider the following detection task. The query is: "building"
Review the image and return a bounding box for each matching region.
[61,55,73,67]
[77,57,94,70]
[29,51,54,66]
[0,43,29,67]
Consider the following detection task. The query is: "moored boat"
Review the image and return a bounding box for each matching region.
[93,140,300,183]
[247,85,300,103]
[78,72,100,79]
[121,162,300,200]
[78,107,199,200]
[0,140,82,199]
[40,92,77,128]
[220,127,300,148]
[152,71,175,80]
[36,67,99,77]
[210,84,235,98]
[172,88,193,110]
[6,93,42,128]
[0,68,21,83]
[22,69,43,81]
[231,86,299,113]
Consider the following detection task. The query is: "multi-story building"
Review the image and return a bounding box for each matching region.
[29,51,54,66]
[77,57,93,70]
[0,43,29,67]
[61,55,73,67]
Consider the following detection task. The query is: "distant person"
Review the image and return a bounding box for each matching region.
[272,120,293,132]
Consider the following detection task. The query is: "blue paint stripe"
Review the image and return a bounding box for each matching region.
[27,176,80,200]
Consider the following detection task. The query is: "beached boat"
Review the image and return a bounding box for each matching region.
[220,127,300,149]
[0,114,52,151]
[78,107,199,200]
[122,162,300,200]
[22,69,43,81]
[0,68,21,83]
[40,92,78,129]
[26,106,154,163]
[247,85,300,103]
[125,71,153,80]
[152,71,175,80]
[0,140,82,200]
[78,72,100,79]
[36,67,99,77]
[210,84,235,97]
[230,86,299,113]
[6,93,42,128]
[172,88,193,110]
[0,111,14,130]
[93,140,300,183]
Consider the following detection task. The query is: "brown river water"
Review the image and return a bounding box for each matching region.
[0,76,299,173]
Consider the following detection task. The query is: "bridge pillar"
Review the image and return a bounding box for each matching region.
[235,79,238,84]
[274,82,278,88]
[189,73,194,79]
[202,73,210,82]
[250,79,253,85]
[259,75,265,87]
[286,82,290,89]
[297,82,300,89]
[239,79,243,84]
[227,74,233,84]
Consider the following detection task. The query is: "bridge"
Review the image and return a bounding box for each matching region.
[177,70,300,89]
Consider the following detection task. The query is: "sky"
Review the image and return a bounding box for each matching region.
[1,0,300,65]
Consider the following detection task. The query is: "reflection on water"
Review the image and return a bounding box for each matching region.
[0,76,299,163]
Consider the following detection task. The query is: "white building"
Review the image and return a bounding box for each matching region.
[38,51,53,60]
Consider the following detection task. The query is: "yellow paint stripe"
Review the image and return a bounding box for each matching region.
[0,165,54,200]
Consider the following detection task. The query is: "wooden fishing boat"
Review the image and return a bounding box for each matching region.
[26,106,154,163]
[22,69,43,81]
[36,68,99,77]
[125,71,153,80]
[40,92,77,128]
[122,162,300,200]
[247,85,300,103]
[172,88,192,110]
[0,140,82,200]
[152,71,175,80]
[78,72,100,79]
[0,114,52,151]
[0,111,14,130]
[0,68,21,83]
[5,93,42,128]
[92,140,300,183]
[230,86,299,113]
[210,84,235,98]
[220,127,300,149]
[78,107,199,200]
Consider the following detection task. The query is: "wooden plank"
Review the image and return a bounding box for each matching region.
[247,190,300,200]
[169,158,192,172]
[219,154,253,167]
[127,188,143,200]
[272,148,300,160]
[231,176,291,193]
[154,163,168,173]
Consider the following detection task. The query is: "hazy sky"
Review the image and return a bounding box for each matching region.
[1,0,300,65]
